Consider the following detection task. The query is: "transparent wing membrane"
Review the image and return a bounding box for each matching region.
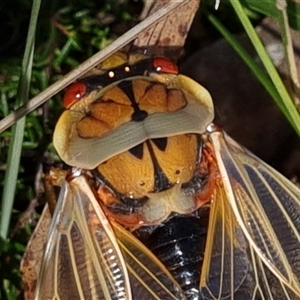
[114,222,186,300]
[208,129,300,298]
[248,245,299,300]
[21,204,52,300]
[200,186,250,299]
[35,176,131,300]
[34,175,185,300]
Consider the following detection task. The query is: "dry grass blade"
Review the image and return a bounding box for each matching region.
[0,0,189,134]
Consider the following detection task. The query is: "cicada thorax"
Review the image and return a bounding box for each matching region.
[54,52,215,227]
[94,134,217,226]
[86,77,210,225]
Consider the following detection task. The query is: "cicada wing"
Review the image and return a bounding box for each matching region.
[199,183,252,300]
[113,223,186,300]
[35,175,131,300]
[248,242,299,300]
[21,204,52,300]
[112,221,186,300]
[208,129,300,296]
[199,184,299,300]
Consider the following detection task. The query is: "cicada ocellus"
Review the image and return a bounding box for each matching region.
[21,52,300,300]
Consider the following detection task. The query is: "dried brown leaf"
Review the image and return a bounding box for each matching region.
[134,0,200,59]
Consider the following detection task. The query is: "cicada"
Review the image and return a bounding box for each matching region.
[21,52,300,300]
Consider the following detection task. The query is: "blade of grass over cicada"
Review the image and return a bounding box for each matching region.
[208,128,300,297]
[0,0,41,239]
[228,0,300,137]
[0,0,188,135]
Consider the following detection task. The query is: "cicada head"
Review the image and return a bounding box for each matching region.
[53,52,214,170]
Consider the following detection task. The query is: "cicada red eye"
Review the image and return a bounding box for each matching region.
[63,82,87,108]
[153,57,179,74]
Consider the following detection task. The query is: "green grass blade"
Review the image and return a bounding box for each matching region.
[240,0,300,31]
[0,0,41,239]
[229,0,300,136]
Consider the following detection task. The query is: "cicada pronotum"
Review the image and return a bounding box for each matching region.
[20,51,300,300]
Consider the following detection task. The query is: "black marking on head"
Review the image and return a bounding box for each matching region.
[132,110,148,122]
[78,57,154,90]
[117,80,149,122]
